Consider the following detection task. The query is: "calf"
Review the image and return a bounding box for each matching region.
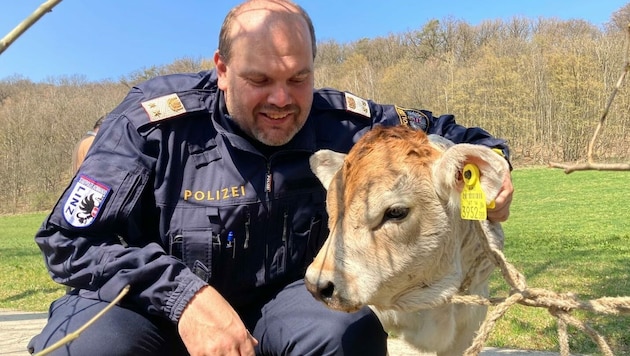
[304,125,509,355]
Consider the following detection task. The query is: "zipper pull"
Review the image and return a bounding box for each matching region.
[265,172,273,192]
[244,210,251,249]
[265,162,273,193]
[282,211,288,242]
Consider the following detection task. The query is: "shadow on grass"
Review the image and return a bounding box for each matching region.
[575,262,630,355]
[1,287,61,304]
[0,247,43,258]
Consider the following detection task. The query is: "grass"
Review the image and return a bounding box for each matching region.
[0,212,65,311]
[0,168,628,353]
[487,167,630,354]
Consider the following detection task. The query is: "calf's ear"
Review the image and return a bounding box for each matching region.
[309,149,347,190]
[432,144,509,206]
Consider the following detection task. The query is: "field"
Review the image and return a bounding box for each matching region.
[488,167,630,354]
[0,167,628,354]
[0,211,65,311]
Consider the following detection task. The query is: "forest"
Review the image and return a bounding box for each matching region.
[1,4,629,214]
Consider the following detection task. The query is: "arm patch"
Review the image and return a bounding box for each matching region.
[395,106,429,132]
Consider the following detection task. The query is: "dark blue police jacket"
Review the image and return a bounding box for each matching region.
[35,69,509,323]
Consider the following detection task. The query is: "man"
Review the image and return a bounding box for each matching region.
[71,115,104,172]
[29,1,513,355]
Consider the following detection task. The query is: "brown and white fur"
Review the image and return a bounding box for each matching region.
[304,125,508,355]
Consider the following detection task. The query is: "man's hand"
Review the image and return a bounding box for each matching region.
[487,171,513,222]
[178,286,258,356]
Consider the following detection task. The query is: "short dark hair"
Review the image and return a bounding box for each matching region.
[218,0,316,63]
[94,115,106,130]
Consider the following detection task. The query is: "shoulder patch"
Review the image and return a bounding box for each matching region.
[344,92,371,118]
[63,175,111,228]
[141,93,187,122]
[395,106,429,132]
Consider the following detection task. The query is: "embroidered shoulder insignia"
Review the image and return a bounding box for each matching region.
[395,106,429,132]
[63,175,111,228]
[344,92,370,118]
[141,93,187,122]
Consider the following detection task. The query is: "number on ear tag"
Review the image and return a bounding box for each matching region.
[460,163,489,221]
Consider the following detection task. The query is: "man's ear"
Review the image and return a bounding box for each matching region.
[309,149,346,190]
[432,144,509,207]
[214,50,228,90]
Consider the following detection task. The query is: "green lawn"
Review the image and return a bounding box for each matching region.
[0,167,628,353]
[488,167,630,354]
[0,211,65,311]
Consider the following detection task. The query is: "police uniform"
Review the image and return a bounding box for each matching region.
[29,70,509,355]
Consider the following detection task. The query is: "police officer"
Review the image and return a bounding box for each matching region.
[29,1,513,355]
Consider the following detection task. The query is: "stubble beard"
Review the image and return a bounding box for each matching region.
[252,119,303,146]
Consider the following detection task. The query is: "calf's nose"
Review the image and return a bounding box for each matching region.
[304,275,336,302]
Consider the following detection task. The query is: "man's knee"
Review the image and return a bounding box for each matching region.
[256,305,387,356]
[251,280,387,355]
[28,295,185,356]
[296,307,387,356]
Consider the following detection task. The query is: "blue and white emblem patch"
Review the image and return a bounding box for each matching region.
[63,175,111,228]
[395,106,429,132]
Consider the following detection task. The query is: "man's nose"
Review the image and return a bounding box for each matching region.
[268,84,291,107]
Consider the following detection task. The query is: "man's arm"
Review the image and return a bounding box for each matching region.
[35,92,206,322]
[426,112,511,164]
[375,104,513,221]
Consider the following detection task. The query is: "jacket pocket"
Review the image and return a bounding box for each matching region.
[286,192,328,274]
[179,228,220,282]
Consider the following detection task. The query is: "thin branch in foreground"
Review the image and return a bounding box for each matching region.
[33,285,130,356]
[0,0,63,56]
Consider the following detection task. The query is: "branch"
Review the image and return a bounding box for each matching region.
[33,285,130,356]
[549,23,630,173]
[0,0,63,56]
[548,161,630,174]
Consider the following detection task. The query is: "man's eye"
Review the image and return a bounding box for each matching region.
[290,76,308,84]
[248,77,268,85]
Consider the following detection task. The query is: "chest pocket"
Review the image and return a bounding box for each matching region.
[168,205,257,296]
[169,207,222,282]
[189,139,220,168]
[181,228,218,282]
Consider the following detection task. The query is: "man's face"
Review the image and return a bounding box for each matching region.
[215,11,314,146]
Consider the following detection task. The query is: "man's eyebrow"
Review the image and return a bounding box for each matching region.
[240,67,313,77]
[294,68,313,76]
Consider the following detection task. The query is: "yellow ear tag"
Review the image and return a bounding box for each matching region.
[460,163,491,220]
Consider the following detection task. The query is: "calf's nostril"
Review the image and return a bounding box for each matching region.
[320,281,335,300]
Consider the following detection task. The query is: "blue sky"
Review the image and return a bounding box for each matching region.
[1,1,627,82]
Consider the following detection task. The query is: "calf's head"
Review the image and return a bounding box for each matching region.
[304,125,508,312]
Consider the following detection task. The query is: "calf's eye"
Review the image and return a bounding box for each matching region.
[384,206,409,221]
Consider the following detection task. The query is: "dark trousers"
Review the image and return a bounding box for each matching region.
[28,280,387,355]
